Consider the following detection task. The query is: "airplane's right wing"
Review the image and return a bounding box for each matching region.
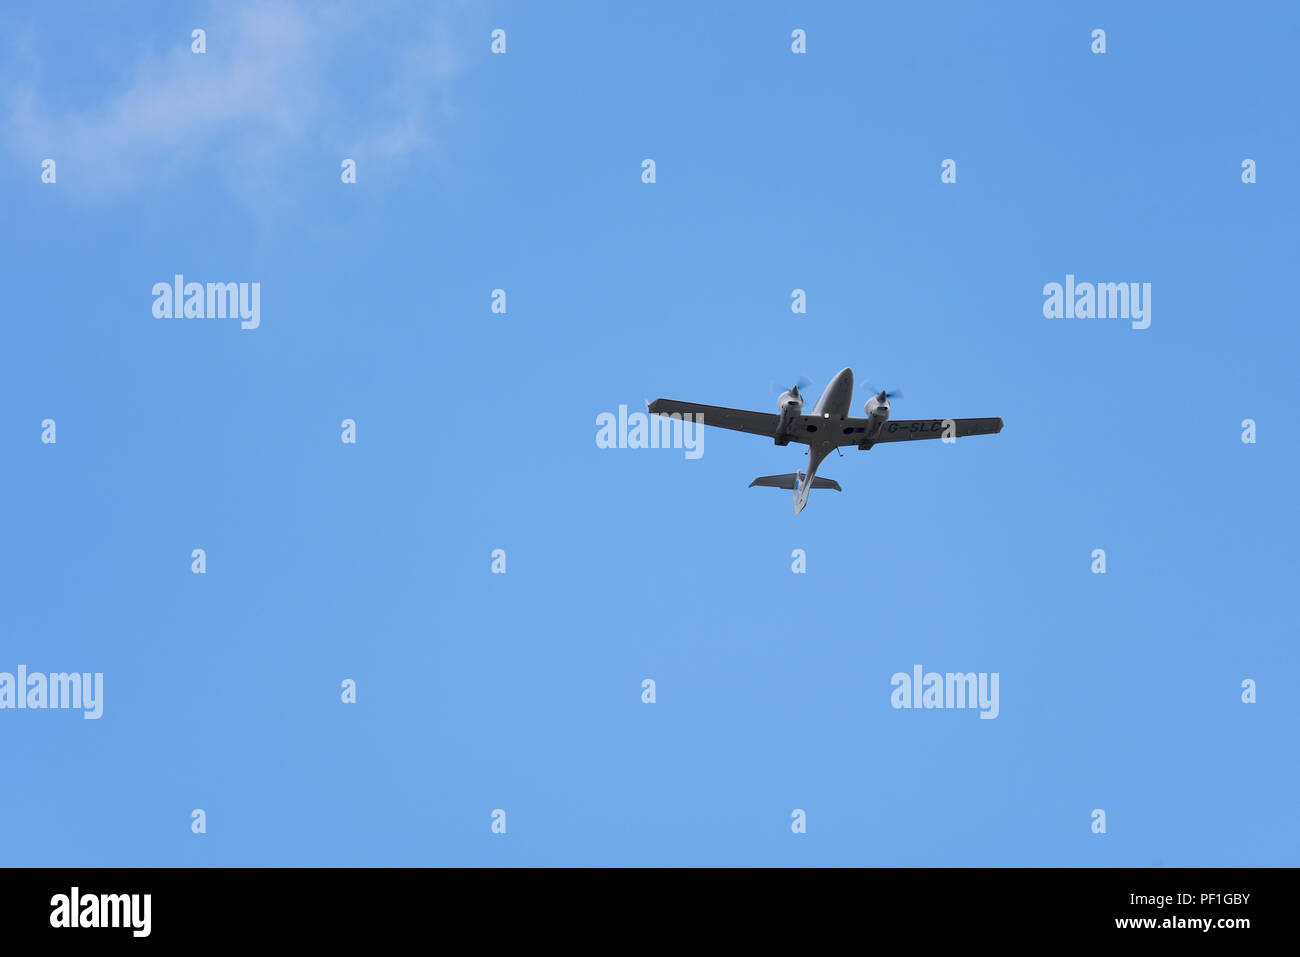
[646,399,779,438]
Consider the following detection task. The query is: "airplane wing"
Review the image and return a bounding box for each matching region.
[852,417,1004,445]
[646,399,780,438]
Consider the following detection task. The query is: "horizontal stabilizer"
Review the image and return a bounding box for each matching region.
[748,473,841,492]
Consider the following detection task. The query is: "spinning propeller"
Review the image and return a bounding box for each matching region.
[770,374,813,397]
[860,380,904,402]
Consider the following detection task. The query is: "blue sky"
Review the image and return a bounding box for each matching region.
[2,1,1296,866]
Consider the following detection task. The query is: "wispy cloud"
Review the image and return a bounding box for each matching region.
[4,1,463,192]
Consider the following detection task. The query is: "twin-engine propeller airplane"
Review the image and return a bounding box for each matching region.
[647,367,1003,514]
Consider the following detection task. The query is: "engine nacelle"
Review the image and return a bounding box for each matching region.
[774,388,803,444]
[855,395,890,449]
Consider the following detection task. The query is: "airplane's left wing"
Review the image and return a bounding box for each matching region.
[646,399,779,438]
[851,416,1004,445]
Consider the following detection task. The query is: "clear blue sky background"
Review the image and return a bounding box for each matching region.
[2,1,1296,866]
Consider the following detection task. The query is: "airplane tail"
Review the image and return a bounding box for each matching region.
[748,473,842,492]
[749,472,842,513]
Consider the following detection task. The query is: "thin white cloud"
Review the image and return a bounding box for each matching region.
[4,1,462,192]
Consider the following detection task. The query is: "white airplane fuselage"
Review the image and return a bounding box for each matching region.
[795,367,856,514]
